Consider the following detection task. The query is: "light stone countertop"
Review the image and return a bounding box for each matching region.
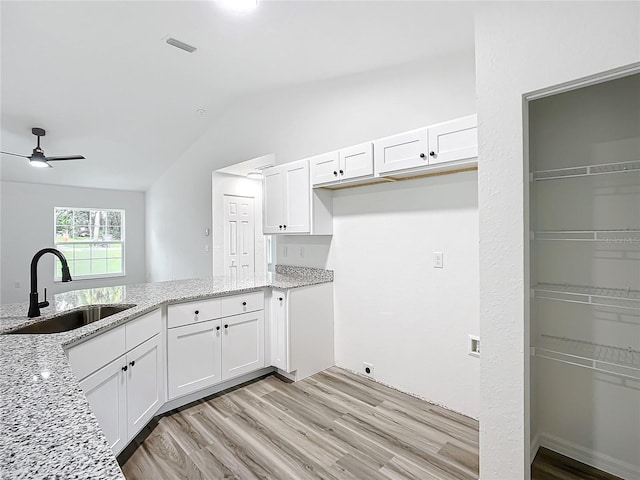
[0,266,333,479]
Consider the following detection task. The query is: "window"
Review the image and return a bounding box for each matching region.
[54,207,125,280]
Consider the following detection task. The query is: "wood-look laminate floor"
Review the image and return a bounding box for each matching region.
[120,367,479,479]
[119,367,620,480]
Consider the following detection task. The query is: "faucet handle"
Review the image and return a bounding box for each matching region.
[38,287,50,309]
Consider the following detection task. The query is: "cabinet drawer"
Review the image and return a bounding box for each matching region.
[125,309,161,351]
[167,298,221,329]
[221,291,264,318]
[67,326,126,381]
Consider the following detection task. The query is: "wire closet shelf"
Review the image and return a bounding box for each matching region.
[533,335,640,380]
[532,283,640,311]
[531,159,640,181]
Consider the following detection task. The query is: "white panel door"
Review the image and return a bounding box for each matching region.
[262,167,284,234]
[283,160,310,233]
[79,355,127,454]
[221,310,265,381]
[126,334,163,437]
[339,142,374,181]
[309,151,340,186]
[167,319,222,399]
[373,128,428,175]
[427,114,478,165]
[223,195,255,282]
[270,290,289,372]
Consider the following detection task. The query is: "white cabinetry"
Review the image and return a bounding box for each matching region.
[310,142,374,187]
[167,319,222,398]
[69,308,164,456]
[268,283,333,381]
[263,159,332,235]
[221,311,265,381]
[373,114,478,178]
[167,291,265,400]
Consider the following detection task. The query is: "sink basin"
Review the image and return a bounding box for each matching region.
[7,304,136,334]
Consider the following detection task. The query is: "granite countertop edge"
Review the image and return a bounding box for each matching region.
[0,266,333,480]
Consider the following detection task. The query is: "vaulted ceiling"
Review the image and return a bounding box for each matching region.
[0,1,476,191]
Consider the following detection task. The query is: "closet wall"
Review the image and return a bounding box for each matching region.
[529,73,640,478]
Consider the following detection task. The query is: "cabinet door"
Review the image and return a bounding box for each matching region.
[126,334,163,437]
[427,114,477,165]
[283,160,310,233]
[373,128,428,175]
[262,167,285,234]
[270,291,289,372]
[221,310,265,381]
[310,151,340,186]
[167,319,222,399]
[339,142,373,181]
[79,355,127,454]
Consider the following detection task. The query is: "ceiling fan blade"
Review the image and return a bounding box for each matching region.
[0,151,30,158]
[45,155,86,161]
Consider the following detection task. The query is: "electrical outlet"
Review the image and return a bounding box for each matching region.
[433,252,444,268]
[363,362,374,377]
[469,335,480,357]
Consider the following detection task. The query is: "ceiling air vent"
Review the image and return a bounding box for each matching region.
[165,37,197,54]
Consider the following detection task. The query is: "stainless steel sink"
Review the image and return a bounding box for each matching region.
[7,304,136,334]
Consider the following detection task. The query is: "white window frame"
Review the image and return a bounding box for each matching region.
[54,207,126,281]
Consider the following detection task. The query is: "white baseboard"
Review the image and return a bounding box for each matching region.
[530,433,541,464]
[540,433,640,480]
[158,367,275,414]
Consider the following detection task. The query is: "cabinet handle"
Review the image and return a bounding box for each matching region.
[333,171,338,176]
[129,361,135,367]
[283,225,287,229]
[224,324,229,329]
[429,151,436,157]
[122,365,128,372]
[216,326,221,331]
[420,153,426,159]
[278,297,283,301]
[279,225,283,229]
[242,301,247,306]
[339,169,344,175]
[194,310,199,315]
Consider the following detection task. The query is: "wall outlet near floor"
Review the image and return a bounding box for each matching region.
[363,362,374,377]
[469,335,480,357]
[433,252,444,268]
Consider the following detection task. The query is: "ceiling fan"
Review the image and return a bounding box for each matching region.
[1,127,85,168]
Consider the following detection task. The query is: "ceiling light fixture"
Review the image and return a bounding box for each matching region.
[216,0,258,14]
[165,37,197,53]
[247,170,263,180]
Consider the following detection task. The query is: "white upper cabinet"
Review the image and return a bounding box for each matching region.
[310,142,374,187]
[262,167,285,234]
[309,151,340,186]
[283,160,311,233]
[263,159,332,235]
[374,114,478,177]
[373,128,428,176]
[427,114,478,165]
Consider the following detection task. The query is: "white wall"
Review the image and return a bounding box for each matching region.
[146,50,479,416]
[330,172,480,417]
[0,181,146,305]
[145,51,476,281]
[474,3,640,479]
[211,173,265,277]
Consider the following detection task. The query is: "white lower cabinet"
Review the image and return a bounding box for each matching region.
[80,355,127,454]
[167,293,265,400]
[269,283,333,381]
[126,335,163,435]
[221,311,265,381]
[79,334,163,456]
[167,319,222,399]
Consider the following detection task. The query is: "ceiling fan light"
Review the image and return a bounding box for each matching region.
[30,157,51,168]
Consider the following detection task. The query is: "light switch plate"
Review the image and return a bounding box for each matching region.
[433,252,444,268]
